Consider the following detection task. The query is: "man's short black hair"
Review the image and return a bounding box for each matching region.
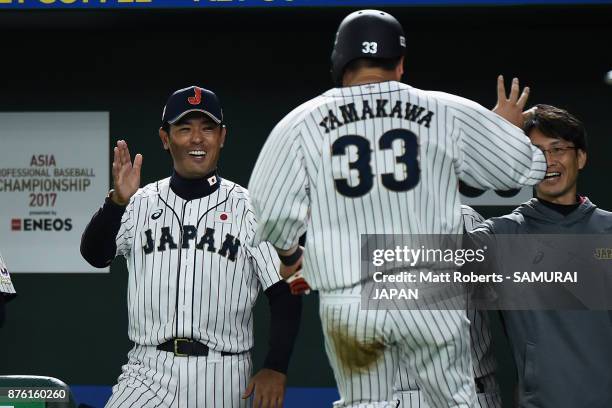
[523,104,588,152]
[343,56,403,77]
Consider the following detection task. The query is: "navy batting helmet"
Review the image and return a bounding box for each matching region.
[330,9,406,86]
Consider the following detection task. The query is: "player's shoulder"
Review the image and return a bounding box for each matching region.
[219,178,251,202]
[130,177,171,201]
[420,88,486,112]
[271,94,332,136]
[290,93,333,114]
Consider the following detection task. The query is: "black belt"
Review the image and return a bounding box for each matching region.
[156,338,238,357]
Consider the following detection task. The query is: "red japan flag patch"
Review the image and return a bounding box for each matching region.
[215,211,232,224]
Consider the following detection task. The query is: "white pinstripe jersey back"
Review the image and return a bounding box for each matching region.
[249,80,546,292]
[115,177,281,351]
[394,206,500,407]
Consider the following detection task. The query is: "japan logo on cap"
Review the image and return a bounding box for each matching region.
[188,87,202,105]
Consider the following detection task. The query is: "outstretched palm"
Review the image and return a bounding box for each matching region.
[493,75,530,128]
[111,140,143,205]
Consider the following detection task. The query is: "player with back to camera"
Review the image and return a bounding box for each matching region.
[248,9,547,408]
[81,85,301,408]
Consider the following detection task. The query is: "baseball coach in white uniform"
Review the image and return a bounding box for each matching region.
[81,85,302,408]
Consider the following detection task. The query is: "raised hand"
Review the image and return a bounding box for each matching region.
[111,140,143,206]
[493,75,530,128]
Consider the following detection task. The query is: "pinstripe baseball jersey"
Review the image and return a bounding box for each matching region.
[393,205,501,408]
[115,176,281,351]
[249,80,546,292]
[0,251,16,297]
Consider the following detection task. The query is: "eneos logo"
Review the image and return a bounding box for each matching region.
[10,218,73,232]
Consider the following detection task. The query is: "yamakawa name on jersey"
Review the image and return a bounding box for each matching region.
[318,99,434,133]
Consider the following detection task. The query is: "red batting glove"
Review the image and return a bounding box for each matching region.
[285,270,311,295]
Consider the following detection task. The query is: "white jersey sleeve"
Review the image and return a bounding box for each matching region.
[248,100,320,250]
[0,251,16,298]
[437,92,547,189]
[243,203,282,290]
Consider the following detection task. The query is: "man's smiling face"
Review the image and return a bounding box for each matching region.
[530,128,586,204]
[159,112,226,179]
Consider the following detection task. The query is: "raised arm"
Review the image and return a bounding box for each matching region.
[80,140,143,267]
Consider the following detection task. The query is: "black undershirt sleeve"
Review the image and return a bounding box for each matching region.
[262,280,302,374]
[80,197,127,268]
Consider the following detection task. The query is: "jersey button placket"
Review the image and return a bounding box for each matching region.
[175,200,189,336]
[182,202,195,333]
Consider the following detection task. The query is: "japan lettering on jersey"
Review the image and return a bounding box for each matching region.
[115,177,281,351]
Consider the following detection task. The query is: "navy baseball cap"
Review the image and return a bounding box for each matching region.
[161,85,223,125]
